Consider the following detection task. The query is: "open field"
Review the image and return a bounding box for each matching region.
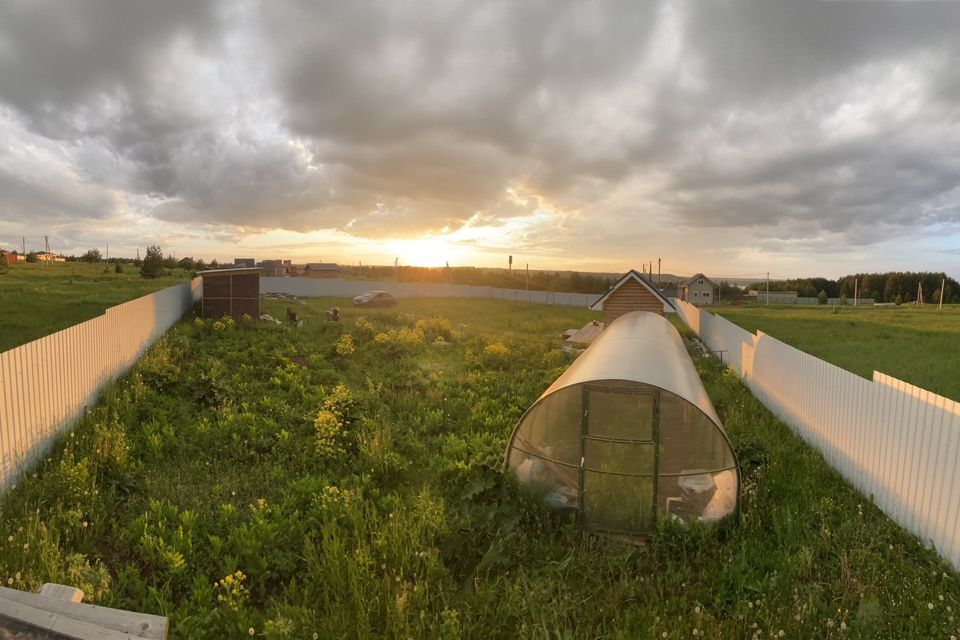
[0,298,956,638]
[0,262,189,352]
[714,304,960,401]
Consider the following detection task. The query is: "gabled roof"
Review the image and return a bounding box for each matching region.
[589,269,675,312]
[683,273,714,287]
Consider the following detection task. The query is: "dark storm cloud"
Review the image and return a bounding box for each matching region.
[0,0,959,249]
[0,0,222,137]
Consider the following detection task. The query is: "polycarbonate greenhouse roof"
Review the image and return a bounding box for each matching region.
[538,311,722,427]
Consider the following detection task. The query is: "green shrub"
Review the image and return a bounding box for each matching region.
[314,409,345,459]
[353,316,376,339]
[481,342,511,368]
[415,317,453,342]
[373,327,425,354]
[335,333,355,356]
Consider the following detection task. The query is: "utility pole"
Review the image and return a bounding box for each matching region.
[106,244,109,262]
[917,282,923,306]
[525,263,529,290]
[394,257,399,281]
[657,258,661,288]
[44,235,50,254]
[21,236,25,254]
[766,272,770,305]
[508,255,512,275]
[939,277,945,310]
[854,278,858,307]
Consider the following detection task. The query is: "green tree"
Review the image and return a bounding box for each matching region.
[81,248,102,263]
[817,290,828,305]
[26,252,37,263]
[140,245,165,279]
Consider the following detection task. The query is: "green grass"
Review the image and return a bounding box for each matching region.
[0,298,956,638]
[713,304,960,401]
[0,262,189,352]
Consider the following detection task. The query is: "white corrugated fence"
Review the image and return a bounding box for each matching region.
[674,299,960,570]
[0,279,202,487]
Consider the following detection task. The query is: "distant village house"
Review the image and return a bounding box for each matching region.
[679,273,715,305]
[35,251,65,262]
[0,249,19,265]
[257,259,290,277]
[303,263,340,279]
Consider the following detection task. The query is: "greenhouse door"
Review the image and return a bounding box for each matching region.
[580,386,658,534]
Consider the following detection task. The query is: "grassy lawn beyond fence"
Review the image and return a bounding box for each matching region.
[0,262,189,352]
[0,298,955,637]
[714,304,960,402]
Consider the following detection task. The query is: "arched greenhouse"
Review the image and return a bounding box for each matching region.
[506,311,739,535]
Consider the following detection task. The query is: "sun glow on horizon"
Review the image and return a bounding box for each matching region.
[387,235,470,267]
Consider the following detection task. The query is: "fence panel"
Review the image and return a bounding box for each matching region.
[259,277,598,308]
[675,299,960,570]
[0,279,201,488]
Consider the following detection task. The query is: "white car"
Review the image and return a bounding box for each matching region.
[352,291,397,307]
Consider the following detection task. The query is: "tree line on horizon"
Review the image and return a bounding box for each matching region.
[761,272,959,304]
[19,249,960,304]
[356,265,617,294]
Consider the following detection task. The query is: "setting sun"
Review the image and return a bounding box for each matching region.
[388,236,467,267]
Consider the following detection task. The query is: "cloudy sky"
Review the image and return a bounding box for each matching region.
[1,0,959,278]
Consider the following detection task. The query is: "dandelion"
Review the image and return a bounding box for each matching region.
[6,536,11,542]
[662,634,667,639]
[694,606,700,614]
[15,572,20,581]
[692,630,699,637]
[929,603,934,610]
[82,521,88,528]
[314,635,319,640]
[22,543,28,551]
[778,631,785,637]
[5,578,10,585]
[940,595,945,601]
[840,621,846,630]
[248,628,255,636]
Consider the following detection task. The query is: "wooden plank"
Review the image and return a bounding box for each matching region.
[0,588,167,640]
[0,595,131,639]
[39,584,84,603]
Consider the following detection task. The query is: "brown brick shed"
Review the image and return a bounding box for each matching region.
[198,267,261,319]
[589,270,674,326]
